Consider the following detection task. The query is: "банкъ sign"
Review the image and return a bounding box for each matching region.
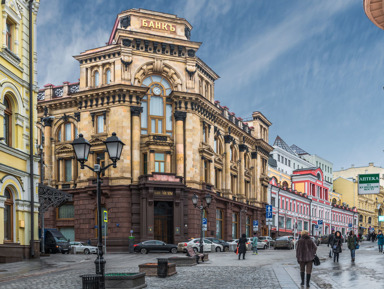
[141,19,176,33]
[358,174,380,195]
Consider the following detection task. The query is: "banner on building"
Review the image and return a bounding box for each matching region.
[358,174,380,195]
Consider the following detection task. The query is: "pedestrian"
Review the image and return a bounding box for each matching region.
[372,232,376,242]
[327,229,335,258]
[332,231,343,263]
[296,230,317,288]
[237,233,247,260]
[377,231,384,253]
[87,239,91,246]
[347,230,358,262]
[252,232,258,255]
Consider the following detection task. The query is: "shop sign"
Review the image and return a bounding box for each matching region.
[358,174,380,195]
[141,19,176,33]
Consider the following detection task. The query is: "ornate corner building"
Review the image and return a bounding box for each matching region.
[37,9,273,249]
[0,0,40,262]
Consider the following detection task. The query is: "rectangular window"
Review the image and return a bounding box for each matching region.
[286,218,292,230]
[97,115,104,133]
[232,213,238,239]
[272,214,276,227]
[297,221,302,231]
[288,160,290,167]
[203,160,209,183]
[278,155,280,162]
[271,197,275,207]
[58,204,74,219]
[304,221,308,231]
[150,96,163,116]
[141,101,148,133]
[278,216,285,228]
[166,104,172,133]
[6,21,12,50]
[59,227,75,242]
[143,153,148,175]
[155,153,165,172]
[216,209,223,239]
[65,123,72,141]
[65,159,72,182]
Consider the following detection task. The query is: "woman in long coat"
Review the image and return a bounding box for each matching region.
[237,234,247,260]
[296,230,317,288]
[347,230,358,262]
[332,231,343,263]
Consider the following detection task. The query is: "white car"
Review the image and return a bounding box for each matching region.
[186,238,223,252]
[70,242,98,254]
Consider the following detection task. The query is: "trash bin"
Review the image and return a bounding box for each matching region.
[128,236,135,253]
[157,258,168,278]
[80,274,102,289]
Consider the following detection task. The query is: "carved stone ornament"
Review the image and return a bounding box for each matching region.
[53,87,63,97]
[37,91,45,101]
[251,152,257,159]
[69,84,79,94]
[224,135,233,144]
[187,49,195,57]
[131,106,143,116]
[239,144,248,152]
[122,39,132,47]
[174,111,186,121]
[120,16,131,29]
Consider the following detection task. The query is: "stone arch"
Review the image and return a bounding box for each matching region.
[134,61,182,91]
[0,81,23,113]
[0,175,23,200]
[53,118,78,142]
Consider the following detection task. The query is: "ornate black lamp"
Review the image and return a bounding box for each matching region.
[72,132,124,289]
[192,193,212,253]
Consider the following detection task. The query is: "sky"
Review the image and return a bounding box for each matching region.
[37,0,384,171]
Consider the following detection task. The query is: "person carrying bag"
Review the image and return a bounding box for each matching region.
[347,231,358,262]
[296,230,317,288]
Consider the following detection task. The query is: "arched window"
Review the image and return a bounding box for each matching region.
[368,217,372,224]
[57,123,76,142]
[140,75,172,136]
[332,198,337,205]
[94,71,99,87]
[3,96,12,146]
[106,69,111,84]
[4,187,13,241]
[282,181,288,188]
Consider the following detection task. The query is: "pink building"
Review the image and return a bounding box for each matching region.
[269,167,358,239]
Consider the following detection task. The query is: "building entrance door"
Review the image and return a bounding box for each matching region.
[154,201,174,244]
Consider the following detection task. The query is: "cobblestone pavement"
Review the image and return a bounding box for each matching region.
[0,241,380,288]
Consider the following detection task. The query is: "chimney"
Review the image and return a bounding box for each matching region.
[369,162,374,166]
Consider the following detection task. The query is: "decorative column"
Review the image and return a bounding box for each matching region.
[165,151,171,173]
[42,116,54,183]
[174,111,186,177]
[223,134,233,197]
[250,152,257,205]
[131,106,143,184]
[87,67,92,88]
[2,13,7,49]
[256,153,262,203]
[149,150,155,174]
[239,144,247,202]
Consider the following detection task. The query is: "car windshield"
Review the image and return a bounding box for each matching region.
[55,237,67,242]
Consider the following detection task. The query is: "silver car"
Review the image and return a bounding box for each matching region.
[70,242,98,254]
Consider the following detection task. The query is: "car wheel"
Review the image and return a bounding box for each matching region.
[171,248,177,254]
[264,245,267,249]
[84,249,90,255]
[224,246,229,252]
[215,247,221,252]
[61,251,65,254]
[140,248,148,254]
[193,247,198,253]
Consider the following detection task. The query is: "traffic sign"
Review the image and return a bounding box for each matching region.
[315,225,318,229]
[202,218,207,225]
[202,218,207,231]
[348,223,352,228]
[266,205,272,212]
[253,220,258,226]
[103,210,108,223]
[317,220,323,225]
[266,205,273,219]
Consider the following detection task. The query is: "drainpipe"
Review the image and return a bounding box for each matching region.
[29,0,35,258]
[276,188,280,236]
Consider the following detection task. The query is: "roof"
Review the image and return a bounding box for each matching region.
[273,136,297,156]
[290,144,309,155]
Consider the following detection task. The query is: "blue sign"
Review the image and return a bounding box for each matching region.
[266,212,272,219]
[315,225,319,229]
[202,218,207,225]
[318,220,323,225]
[266,205,273,212]
[348,223,352,228]
[253,220,258,226]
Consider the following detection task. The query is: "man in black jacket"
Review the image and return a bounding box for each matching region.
[327,229,335,258]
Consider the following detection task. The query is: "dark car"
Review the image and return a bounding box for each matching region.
[274,236,294,250]
[134,240,178,254]
[44,228,71,254]
[205,237,230,252]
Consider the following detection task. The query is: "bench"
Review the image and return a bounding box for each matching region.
[186,247,206,264]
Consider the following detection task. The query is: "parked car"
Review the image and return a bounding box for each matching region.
[44,228,71,254]
[274,236,294,250]
[205,237,230,252]
[134,240,178,254]
[310,236,320,246]
[179,238,222,253]
[70,242,98,254]
[259,236,275,247]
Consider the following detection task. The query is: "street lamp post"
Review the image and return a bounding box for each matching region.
[192,193,212,253]
[72,133,124,289]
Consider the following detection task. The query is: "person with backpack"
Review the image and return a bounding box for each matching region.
[347,230,358,262]
[252,232,258,255]
[332,231,343,263]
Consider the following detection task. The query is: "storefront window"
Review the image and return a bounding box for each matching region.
[216,209,223,239]
[58,204,74,219]
[278,216,284,229]
[246,216,250,237]
[286,218,292,230]
[232,213,238,239]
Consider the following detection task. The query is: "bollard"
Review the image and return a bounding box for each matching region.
[157,258,168,278]
[128,236,135,253]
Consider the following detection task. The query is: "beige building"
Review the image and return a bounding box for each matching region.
[333,163,384,234]
[37,9,273,248]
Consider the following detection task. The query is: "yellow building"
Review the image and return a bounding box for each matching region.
[333,176,384,235]
[0,0,39,262]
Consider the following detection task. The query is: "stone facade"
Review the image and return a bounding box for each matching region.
[37,9,273,249]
